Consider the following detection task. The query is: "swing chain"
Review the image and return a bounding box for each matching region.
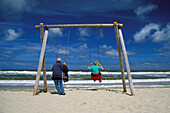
[96,27,100,62]
[56,28,61,59]
[87,27,92,63]
[64,28,71,62]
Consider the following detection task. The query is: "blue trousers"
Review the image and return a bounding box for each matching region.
[53,79,65,95]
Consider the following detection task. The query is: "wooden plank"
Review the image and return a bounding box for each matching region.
[33,29,48,96]
[40,25,47,93]
[35,23,123,29]
[118,28,135,96]
[114,24,127,92]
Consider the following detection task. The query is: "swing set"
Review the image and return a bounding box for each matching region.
[33,22,135,96]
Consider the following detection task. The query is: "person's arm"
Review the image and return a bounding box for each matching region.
[87,63,93,70]
[63,65,65,72]
[65,66,69,72]
[98,63,104,70]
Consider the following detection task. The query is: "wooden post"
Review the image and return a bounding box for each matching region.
[40,23,47,93]
[118,28,135,96]
[43,57,47,92]
[114,22,127,92]
[33,28,49,96]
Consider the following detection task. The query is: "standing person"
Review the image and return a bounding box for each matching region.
[63,62,69,83]
[87,60,104,83]
[52,58,65,95]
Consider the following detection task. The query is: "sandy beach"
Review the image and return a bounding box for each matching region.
[0,87,170,113]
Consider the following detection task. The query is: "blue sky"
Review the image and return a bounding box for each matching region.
[0,0,170,70]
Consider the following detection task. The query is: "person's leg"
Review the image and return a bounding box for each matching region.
[99,73,102,83]
[54,80,61,95]
[59,79,65,95]
[99,79,101,83]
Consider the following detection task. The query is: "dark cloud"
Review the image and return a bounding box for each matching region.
[134,3,158,19]
[0,0,146,20]
[0,0,38,20]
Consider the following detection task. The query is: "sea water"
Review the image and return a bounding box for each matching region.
[0,70,170,89]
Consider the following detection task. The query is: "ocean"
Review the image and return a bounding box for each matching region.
[0,70,170,90]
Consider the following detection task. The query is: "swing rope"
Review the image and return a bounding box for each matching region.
[56,28,61,59]
[64,28,71,62]
[87,27,92,63]
[96,27,100,62]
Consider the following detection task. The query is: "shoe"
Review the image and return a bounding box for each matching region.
[61,93,66,95]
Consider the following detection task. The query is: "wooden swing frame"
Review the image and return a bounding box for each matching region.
[33,22,135,96]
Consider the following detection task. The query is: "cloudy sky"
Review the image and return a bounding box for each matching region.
[0,0,170,70]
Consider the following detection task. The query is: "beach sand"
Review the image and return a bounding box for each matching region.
[0,87,170,113]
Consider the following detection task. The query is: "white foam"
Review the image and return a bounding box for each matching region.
[0,70,170,76]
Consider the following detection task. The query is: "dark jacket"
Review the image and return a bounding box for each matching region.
[63,65,69,82]
[63,65,68,74]
[52,61,63,80]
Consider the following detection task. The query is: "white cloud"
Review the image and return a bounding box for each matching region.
[79,28,88,36]
[104,48,136,57]
[78,28,88,40]
[78,28,104,41]
[134,23,170,57]
[78,44,88,50]
[98,29,104,38]
[58,49,70,55]
[4,29,22,42]
[49,28,63,39]
[78,54,89,58]
[50,28,63,36]
[151,23,170,42]
[100,45,112,50]
[133,23,160,43]
[100,44,136,56]
[105,49,119,57]
[127,51,137,56]
[134,3,158,18]
[134,23,170,43]
[100,45,118,57]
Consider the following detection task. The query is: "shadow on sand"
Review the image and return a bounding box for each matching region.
[106,89,131,96]
[37,89,47,95]
[50,91,59,95]
[37,88,131,96]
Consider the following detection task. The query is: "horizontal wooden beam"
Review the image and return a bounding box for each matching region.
[35,23,123,29]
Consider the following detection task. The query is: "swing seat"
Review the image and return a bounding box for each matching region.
[91,72,102,82]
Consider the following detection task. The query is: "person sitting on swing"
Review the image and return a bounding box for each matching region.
[87,60,104,83]
[63,62,69,83]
